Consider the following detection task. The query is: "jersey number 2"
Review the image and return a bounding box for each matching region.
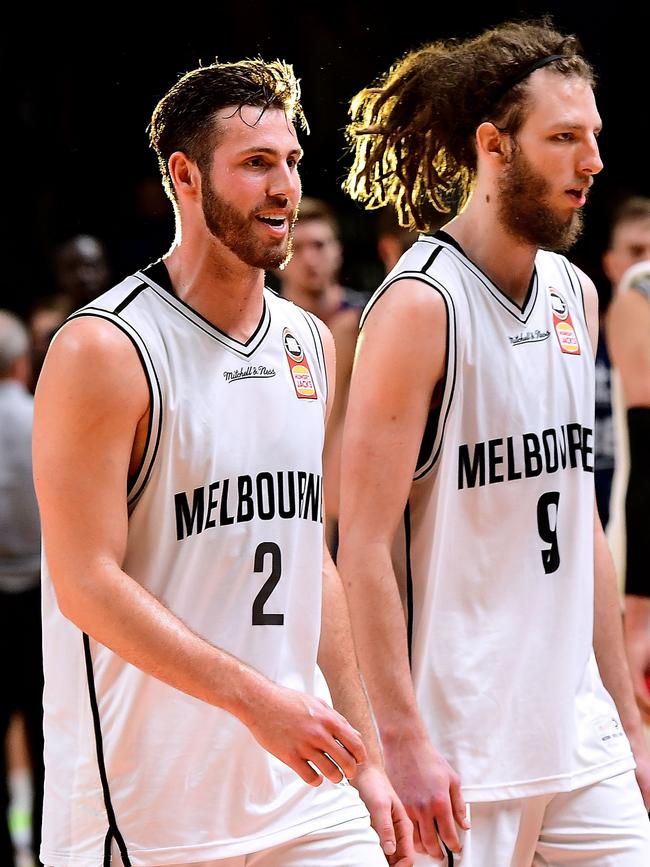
[537,492,560,574]
[253,542,284,625]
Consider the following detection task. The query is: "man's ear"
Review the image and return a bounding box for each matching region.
[168,152,202,201]
[476,122,512,163]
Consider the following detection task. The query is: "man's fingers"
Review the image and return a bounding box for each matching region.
[331,722,367,765]
[450,779,470,830]
[417,812,444,860]
[368,801,397,857]
[308,752,345,784]
[411,818,425,855]
[435,807,462,854]
[322,737,359,780]
[293,759,323,787]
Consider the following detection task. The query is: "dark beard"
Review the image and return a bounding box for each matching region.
[498,151,584,253]
[201,179,294,270]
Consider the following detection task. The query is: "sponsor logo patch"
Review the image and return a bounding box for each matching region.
[283,327,317,399]
[549,288,580,355]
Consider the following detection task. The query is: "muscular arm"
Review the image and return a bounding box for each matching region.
[34,317,365,787]
[581,270,650,805]
[313,317,414,866]
[338,280,467,858]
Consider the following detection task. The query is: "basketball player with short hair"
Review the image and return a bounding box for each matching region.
[33,59,412,867]
[339,21,650,865]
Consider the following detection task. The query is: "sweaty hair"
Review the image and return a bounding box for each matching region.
[149,58,307,201]
[344,20,594,232]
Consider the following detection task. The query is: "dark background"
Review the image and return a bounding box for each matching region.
[3,4,648,315]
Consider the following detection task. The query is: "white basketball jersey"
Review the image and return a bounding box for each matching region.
[363,231,634,802]
[41,261,367,866]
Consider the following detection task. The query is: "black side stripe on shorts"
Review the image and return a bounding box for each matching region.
[83,634,132,867]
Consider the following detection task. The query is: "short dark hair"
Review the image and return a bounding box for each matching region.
[149,58,307,201]
[608,197,650,246]
[344,19,594,232]
[296,197,340,237]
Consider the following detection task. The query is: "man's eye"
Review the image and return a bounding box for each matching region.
[553,133,574,142]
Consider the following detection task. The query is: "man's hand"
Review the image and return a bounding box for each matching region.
[243,682,367,786]
[353,764,414,866]
[384,734,469,860]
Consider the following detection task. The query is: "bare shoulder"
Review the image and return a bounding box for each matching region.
[36,315,149,417]
[361,276,448,348]
[570,263,598,310]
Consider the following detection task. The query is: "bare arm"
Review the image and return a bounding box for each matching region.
[581,270,650,805]
[314,317,414,867]
[34,316,365,787]
[322,307,359,544]
[338,280,467,859]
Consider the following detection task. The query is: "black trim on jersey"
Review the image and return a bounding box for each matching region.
[298,308,329,403]
[83,634,132,867]
[360,271,457,480]
[140,260,271,354]
[432,230,538,323]
[564,259,589,327]
[113,282,146,315]
[421,245,443,273]
[413,280,457,479]
[66,309,163,506]
[404,503,414,667]
[416,404,442,470]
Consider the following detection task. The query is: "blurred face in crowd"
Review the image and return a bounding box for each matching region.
[280,218,342,294]
[602,217,650,288]
[55,235,110,305]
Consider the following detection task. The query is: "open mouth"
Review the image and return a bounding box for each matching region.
[256,215,287,228]
[565,189,587,206]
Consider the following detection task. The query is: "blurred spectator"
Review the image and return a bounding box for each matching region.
[28,295,71,392]
[52,234,110,311]
[0,310,44,866]
[277,198,363,549]
[596,198,650,527]
[607,258,650,728]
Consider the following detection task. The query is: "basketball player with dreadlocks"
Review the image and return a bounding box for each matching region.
[338,20,650,865]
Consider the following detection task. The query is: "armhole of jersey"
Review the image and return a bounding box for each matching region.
[66,307,163,510]
[562,259,589,329]
[359,268,457,482]
[297,308,329,406]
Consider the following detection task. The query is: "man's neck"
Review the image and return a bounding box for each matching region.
[164,239,266,343]
[443,197,539,308]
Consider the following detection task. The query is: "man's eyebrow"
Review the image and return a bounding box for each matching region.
[549,121,603,133]
[238,146,304,158]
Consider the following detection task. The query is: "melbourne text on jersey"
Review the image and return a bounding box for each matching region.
[174,471,323,540]
[458,422,593,490]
